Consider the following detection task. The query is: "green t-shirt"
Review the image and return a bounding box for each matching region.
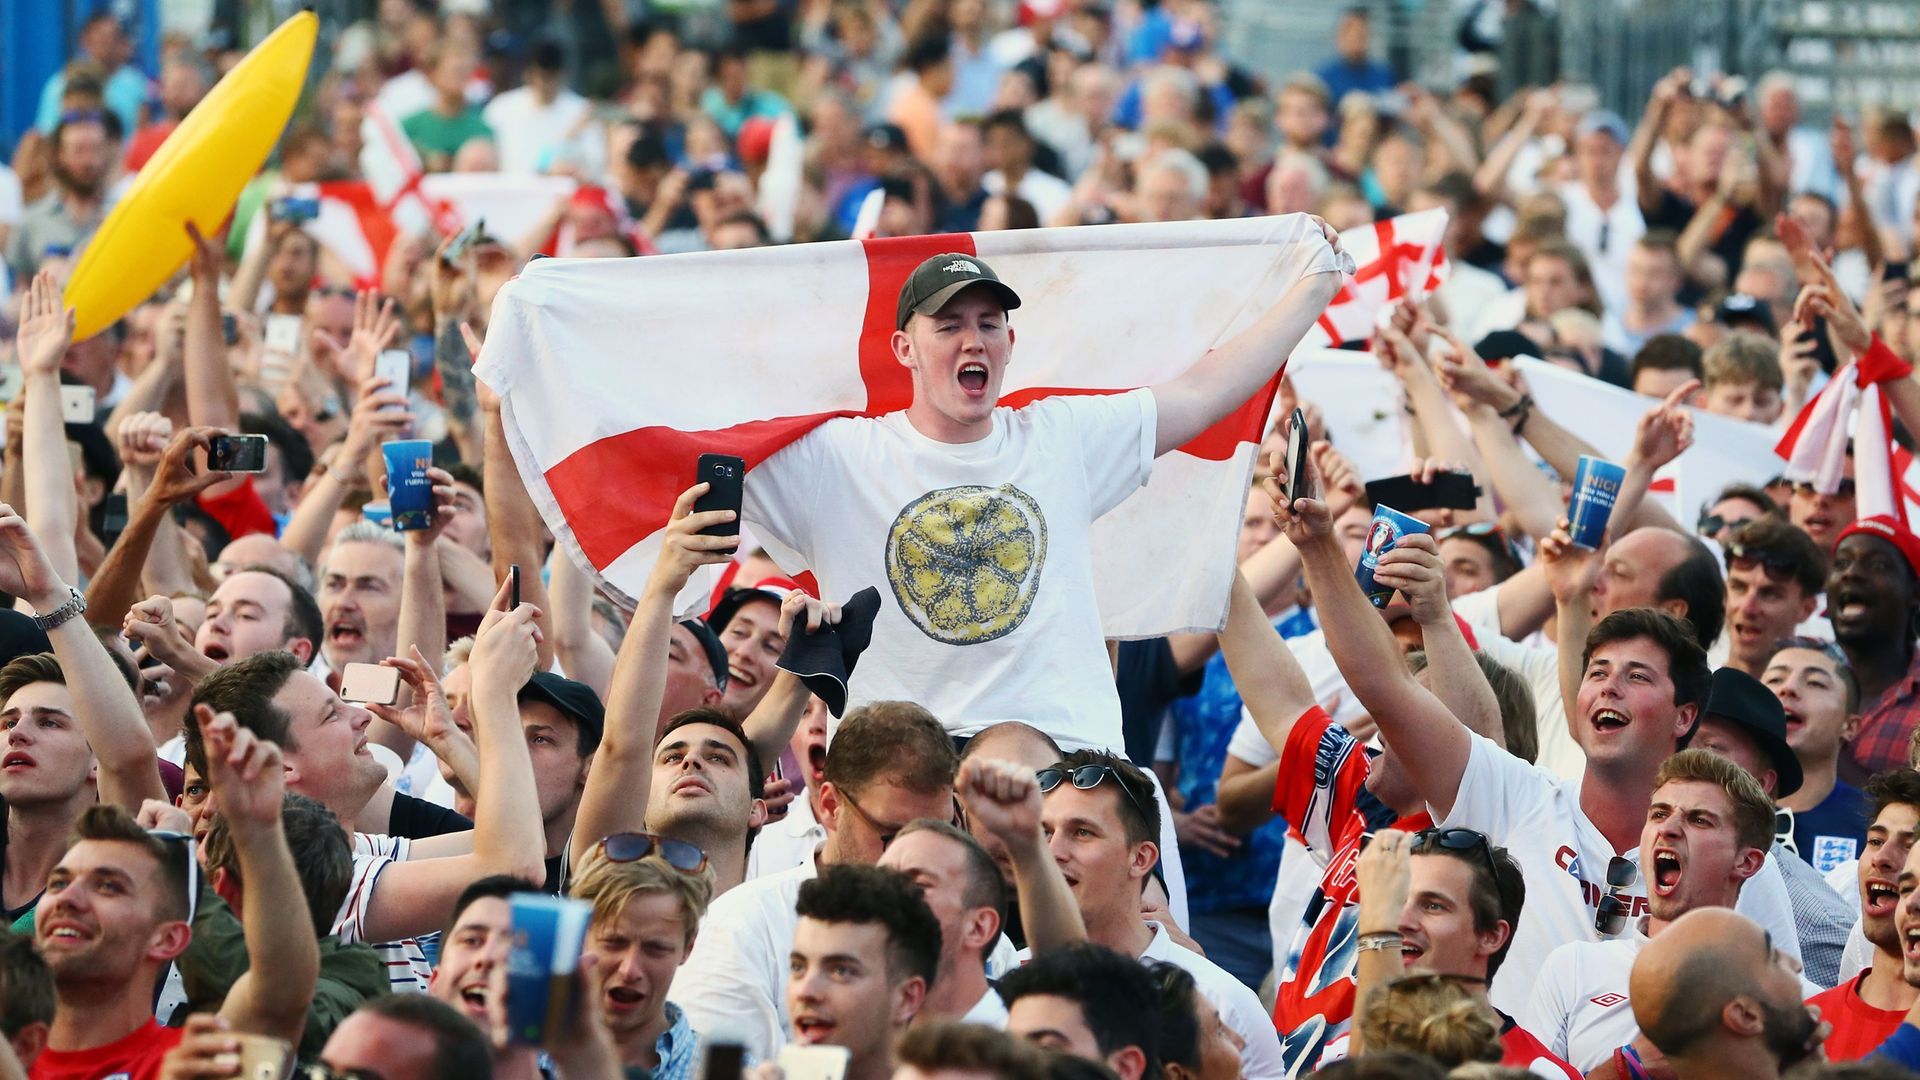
[401,106,494,164]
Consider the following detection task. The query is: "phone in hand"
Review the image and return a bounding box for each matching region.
[374,349,411,409]
[443,218,486,263]
[232,1034,293,1080]
[59,385,95,424]
[207,433,269,473]
[220,312,240,346]
[701,1044,746,1080]
[1363,471,1481,511]
[777,1045,852,1080]
[1284,407,1311,506]
[509,563,521,609]
[263,314,302,357]
[100,492,129,547]
[693,454,745,542]
[1887,261,1911,284]
[339,662,402,706]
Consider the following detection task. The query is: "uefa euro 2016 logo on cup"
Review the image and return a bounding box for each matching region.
[1568,455,1627,550]
[1355,505,1431,608]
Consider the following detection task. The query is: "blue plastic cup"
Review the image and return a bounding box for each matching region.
[505,894,591,1045]
[383,440,435,532]
[1355,505,1432,608]
[1568,455,1628,550]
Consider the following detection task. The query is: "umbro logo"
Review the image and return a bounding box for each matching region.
[943,259,980,274]
[1589,993,1627,1008]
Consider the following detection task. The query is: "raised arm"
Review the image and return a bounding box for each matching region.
[87,426,228,633]
[546,547,617,700]
[1283,453,1475,819]
[1385,532,1503,746]
[1780,211,1920,438]
[474,327,555,671]
[569,485,735,871]
[1150,219,1346,457]
[958,756,1086,953]
[201,708,319,1043]
[1472,89,1552,201]
[369,647,480,797]
[1434,329,1565,542]
[378,467,458,760]
[14,271,80,586]
[1382,321,1495,523]
[1539,522,1605,742]
[360,582,547,944]
[1218,557,1318,755]
[1349,828,1414,1057]
[1631,70,1687,216]
[276,374,411,568]
[181,224,240,437]
[0,504,167,808]
[741,592,841,768]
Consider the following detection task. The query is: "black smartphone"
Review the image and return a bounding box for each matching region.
[1364,471,1481,511]
[220,312,239,346]
[1888,261,1911,283]
[693,454,745,541]
[100,492,129,547]
[509,564,521,609]
[206,433,269,473]
[1284,407,1310,506]
[701,1043,746,1080]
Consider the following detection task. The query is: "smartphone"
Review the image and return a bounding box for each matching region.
[509,563,521,609]
[777,1045,852,1080]
[231,1033,293,1080]
[0,366,23,404]
[1364,471,1481,511]
[270,196,320,223]
[693,454,745,541]
[221,312,239,346]
[1284,407,1311,506]
[1887,261,1911,283]
[702,1044,746,1080]
[207,433,269,473]
[100,492,129,547]
[443,217,486,263]
[264,313,302,356]
[374,349,411,410]
[59,385,96,424]
[339,662,402,705]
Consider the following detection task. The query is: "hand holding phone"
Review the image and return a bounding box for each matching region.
[1283,407,1311,507]
[374,349,411,410]
[509,564,521,609]
[693,454,745,542]
[59,385,95,424]
[1363,470,1480,512]
[207,433,269,473]
[339,662,402,705]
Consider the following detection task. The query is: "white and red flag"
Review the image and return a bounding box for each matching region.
[1775,364,1920,525]
[476,214,1343,635]
[1305,207,1449,347]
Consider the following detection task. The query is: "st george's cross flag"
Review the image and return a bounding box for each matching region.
[1305,207,1449,347]
[1777,362,1920,526]
[476,213,1348,638]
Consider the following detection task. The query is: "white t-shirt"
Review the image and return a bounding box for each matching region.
[1442,733,1804,1014]
[481,87,603,176]
[1522,925,1648,1070]
[1556,182,1646,319]
[961,987,1009,1028]
[336,833,433,994]
[744,795,824,882]
[746,391,1157,751]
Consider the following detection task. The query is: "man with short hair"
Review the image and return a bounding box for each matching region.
[788,864,941,1080]
[1627,908,1825,1080]
[999,941,1161,1080]
[894,1021,1051,1080]
[1802,769,1920,1060]
[1630,334,1706,401]
[708,582,797,721]
[427,874,543,1080]
[317,993,496,1080]
[1521,750,1777,1071]
[316,523,406,679]
[32,710,316,1079]
[1034,748,1284,1075]
[626,708,767,894]
[1828,516,1920,780]
[0,932,51,1071]
[877,820,1007,1027]
[1607,235,1696,356]
[572,843,713,1078]
[669,702,959,1061]
[1715,519,1827,676]
[1761,640,1869,872]
[1701,332,1788,425]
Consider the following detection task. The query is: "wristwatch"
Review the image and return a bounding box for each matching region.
[32,586,86,632]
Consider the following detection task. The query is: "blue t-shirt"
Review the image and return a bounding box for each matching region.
[1786,780,1869,875]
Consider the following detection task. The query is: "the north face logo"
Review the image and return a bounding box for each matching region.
[1589,993,1627,1008]
[943,259,980,274]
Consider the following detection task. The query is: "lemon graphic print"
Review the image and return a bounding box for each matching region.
[885,484,1048,645]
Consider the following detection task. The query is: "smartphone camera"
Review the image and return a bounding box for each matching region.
[711,461,735,479]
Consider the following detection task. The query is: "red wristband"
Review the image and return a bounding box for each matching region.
[1855,335,1914,387]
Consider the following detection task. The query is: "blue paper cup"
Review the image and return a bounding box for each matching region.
[1355,505,1431,608]
[383,440,435,532]
[505,894,591,1045]
[1568,455,1627,550]
[360,501,392,528]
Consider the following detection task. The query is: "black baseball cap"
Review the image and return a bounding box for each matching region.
[518,672,606,747]
[1718,293,1777,336]
[1698,666,1802,798]
[678,617,730,691]
[895,252,1024,330]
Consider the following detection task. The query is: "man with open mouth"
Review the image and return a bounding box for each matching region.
[1827,515,1920,781]
[1520,749,1780,1073]
[785,864,940,1080]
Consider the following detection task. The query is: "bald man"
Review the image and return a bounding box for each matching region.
[1628,908,1826,1080]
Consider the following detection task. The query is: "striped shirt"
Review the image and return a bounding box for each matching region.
[334,833,434,994]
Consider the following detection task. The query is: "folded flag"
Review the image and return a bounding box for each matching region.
[1305,207,1450,347]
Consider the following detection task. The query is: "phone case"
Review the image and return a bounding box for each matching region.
[1364,472,1481,512]
[375,349,411,406]
[339,663,402,705]
[693,454,745,539]
[59,386,95,424]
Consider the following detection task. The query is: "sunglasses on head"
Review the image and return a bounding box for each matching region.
[1037,763,1154,828]
[1411,827,1500,886]
[1724,542,1802,583]
[1594,855,1637,936]
[598,831,708,875]
[1696,512,1752,537]
[1792,478,1856,499]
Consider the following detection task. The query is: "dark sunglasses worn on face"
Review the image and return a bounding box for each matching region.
[1037,763,1154,828]
[1793,478,1856,499]
[598,831,708,875]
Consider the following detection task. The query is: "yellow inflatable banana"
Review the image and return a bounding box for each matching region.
[64,11,317,341]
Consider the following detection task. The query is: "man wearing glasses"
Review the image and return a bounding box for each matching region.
[1030,748,1285,1077]
[1520,750,1781,1073]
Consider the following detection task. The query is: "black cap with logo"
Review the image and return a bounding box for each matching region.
[895,252,1024,330]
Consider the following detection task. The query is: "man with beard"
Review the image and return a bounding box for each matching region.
[1825,516,1920,780]
[571,841,713,1077]
[1520,750,1778,1072]
[1628,908,1827,1080]
[1802,770,1920,1060]
[5,112,113,283]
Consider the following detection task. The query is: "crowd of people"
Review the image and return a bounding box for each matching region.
[7,1,1920,1079]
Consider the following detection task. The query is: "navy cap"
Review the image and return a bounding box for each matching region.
[518,672,605,747]
[679,618,730,692]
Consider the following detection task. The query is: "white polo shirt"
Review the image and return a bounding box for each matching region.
[1521,924,1649,1070]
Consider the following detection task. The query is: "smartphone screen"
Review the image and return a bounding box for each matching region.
[207,434,269,473]
[1284,407,1309,506]
[339,662,402,705]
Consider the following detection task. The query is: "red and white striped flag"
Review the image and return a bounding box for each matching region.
[1305,208,1449,347]
[1776,366,1920,526]
[477,214,1342,636]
